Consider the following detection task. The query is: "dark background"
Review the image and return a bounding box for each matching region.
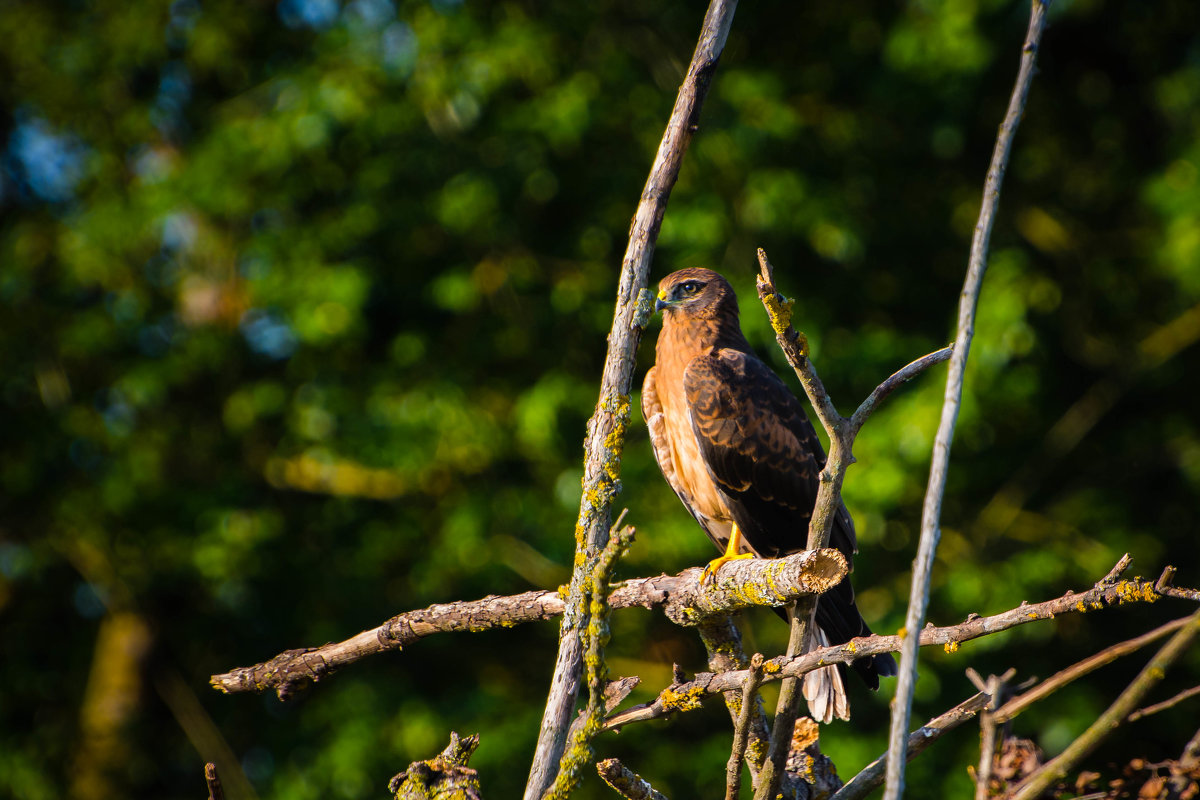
[2,1,1199,798]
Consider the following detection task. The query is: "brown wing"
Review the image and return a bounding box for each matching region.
[682,348,843,558]
[684,348,895,687]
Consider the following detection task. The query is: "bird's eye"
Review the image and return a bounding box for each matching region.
[681,281,702,295]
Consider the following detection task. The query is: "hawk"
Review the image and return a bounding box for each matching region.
[642,267,896,722]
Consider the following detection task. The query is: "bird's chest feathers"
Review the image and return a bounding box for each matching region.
[657,344,733,523]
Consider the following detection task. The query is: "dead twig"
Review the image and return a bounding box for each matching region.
[831,692,992,800]
[1010,607,1200,800]
[204,763,224,800]
[973,669,1017,800]
[885,3,1054,797]
[1127,684,1200,723]
[994,614,1193,723]
[698,617,771,788]
[725,653,766,800]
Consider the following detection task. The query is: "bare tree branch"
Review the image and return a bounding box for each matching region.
[1009,607,1200,800]
[974,670,1016,800]
[726,653,765,800]
[597,759,670,800]
[1127,684,1200,723]
[525,0,739,795]
[752,250,950,800]
[211,548,846,698]
[1099,553,1134,585]
[993,614,1192,723]
[850,346,955,433]
[605,565,1189,730]
[884,3,1054,797]
[698,617,771,788]
[545,526,634,800]
[831,692,992,800]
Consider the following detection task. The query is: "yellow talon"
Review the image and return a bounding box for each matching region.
[702,523,755,583]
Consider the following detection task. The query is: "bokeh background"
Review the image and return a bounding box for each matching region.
[3,0,1199,798]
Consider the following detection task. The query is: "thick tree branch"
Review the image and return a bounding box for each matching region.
[1009,607,1200,800]
[604,565,1190,730]
[526,1,738,794]
[885,3,1053,797]
[545,526,633,800]
[210,548,846,698]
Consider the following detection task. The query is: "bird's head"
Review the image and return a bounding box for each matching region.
[654,268,739,322]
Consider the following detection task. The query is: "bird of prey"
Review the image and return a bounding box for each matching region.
[642,267,896,722]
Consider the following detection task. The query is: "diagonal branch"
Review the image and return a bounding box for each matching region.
[525,1,739,794]
[993,613,1193,723]
[210,548,846,698]
[1009,607,1200,800]
[830,692,992,800]
[884,3,1054,797]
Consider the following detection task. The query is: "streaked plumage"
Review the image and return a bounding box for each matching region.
[642,267,895,722]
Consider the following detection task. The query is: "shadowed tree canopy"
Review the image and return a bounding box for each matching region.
[2,1,1199,798]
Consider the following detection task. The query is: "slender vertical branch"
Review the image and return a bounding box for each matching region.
[545,526,635,800]
[973,671,1014,800]
[725,653,766,800]
[753,597,815,800]
[698,617,772,785]
[883,3,1053,797]
[524,2,738,796]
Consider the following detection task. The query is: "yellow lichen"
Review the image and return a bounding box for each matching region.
[1114,580,1159,605]
[745,738,768,767]
[944,640,959,654]
[762,291,795,337]
[844,641,858,654]
[661,685,706,712]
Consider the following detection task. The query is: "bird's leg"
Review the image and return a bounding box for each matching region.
[702,523,755,583]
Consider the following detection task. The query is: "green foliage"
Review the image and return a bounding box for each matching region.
[2,1,1200,799]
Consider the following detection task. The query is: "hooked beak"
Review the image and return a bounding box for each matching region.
[655,290,671,312]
